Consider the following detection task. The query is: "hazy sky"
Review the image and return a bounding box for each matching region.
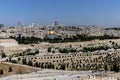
[0,0,120,26]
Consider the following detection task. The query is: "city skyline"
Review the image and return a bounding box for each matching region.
[0,0,120,26]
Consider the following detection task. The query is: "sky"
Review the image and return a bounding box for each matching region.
[0,0,120,26]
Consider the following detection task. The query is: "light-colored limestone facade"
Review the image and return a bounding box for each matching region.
[0,39,32,55]
[2,25,120,39]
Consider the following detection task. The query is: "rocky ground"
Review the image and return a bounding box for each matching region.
[107,72,120,79]
[0,69,96,80]
[0,69,109,80]
[0,62,120,80]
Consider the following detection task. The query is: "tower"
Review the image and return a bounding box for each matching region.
[54,21,58,27]
[17,21,22,26]
[0,24,4,29]
[52,21,58,27]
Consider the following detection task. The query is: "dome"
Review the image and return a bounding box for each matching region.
[49,31,55,35]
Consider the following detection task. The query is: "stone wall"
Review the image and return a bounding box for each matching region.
[0,39,32,55]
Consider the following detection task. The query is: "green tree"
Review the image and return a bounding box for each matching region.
[35,50,39,54]
[8,66,12,72]
[35,62,39,67]
[0,69,3,75]
[22,58,26,65]
[1,53,6,58]
[104,64,108,71]
[48,47,52,53]
[113,63,119,72]
[28,60,33,66]
[60,63,66,70]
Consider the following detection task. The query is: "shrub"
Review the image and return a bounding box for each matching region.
[22,58,26,65]
[11,60,17,63]
[35,50,39,54]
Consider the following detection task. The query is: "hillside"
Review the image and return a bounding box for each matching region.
[0,62,39,77]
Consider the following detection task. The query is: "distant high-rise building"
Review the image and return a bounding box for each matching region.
[53,21,58,27]
[0,24,4,29]
[31,23,35,27]
[17,21,22,26]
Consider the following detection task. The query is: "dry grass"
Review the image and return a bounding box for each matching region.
[0,62,39,77]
